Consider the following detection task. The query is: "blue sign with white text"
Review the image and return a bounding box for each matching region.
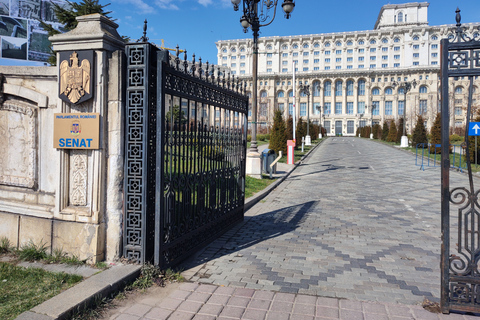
[468,122,480,136]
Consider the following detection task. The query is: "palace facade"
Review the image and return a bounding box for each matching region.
[216,2,480,136]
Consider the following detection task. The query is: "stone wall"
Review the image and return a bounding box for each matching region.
[0,14,125,263]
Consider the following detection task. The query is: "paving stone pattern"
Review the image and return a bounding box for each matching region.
[108,282,480,319]
[182,138,471,306]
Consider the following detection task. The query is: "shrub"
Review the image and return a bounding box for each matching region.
[374,124,382,139]
[202,146,224,161]
[18,240,48,261]
[0,237,11,254]
[286,115,294,141]
[396,118,405,143]
[246,135,251,142]
[381,121,389,141]
[295,117,307,148]
[257,134,266,142]
[429,113,441,154]
[450,134,463,144]
[268,110,287,155]
[387,120,397,142]
[372,124,379,139]
[411,115,428,148]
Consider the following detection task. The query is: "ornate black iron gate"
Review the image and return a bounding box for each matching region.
[441,9,480,314]
[123,37,248,268]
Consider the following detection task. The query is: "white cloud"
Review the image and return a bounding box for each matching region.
[155,0,180,10]
[113,0,155,14]
[198,0,213,6]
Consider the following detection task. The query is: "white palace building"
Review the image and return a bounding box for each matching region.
[216,2,480,136]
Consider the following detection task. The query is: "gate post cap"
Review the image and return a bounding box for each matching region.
[50,13,125,52]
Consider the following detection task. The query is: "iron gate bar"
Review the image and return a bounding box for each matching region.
[123,42,158,263]
[124,31,248,268]
[441,8,480,314]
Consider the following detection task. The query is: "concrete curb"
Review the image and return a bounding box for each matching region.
[244,139,325,213]
[16,264,141,320]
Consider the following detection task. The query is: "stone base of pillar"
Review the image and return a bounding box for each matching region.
[305,135,311,146]
[370,133,373,139]
[246,151,262,179]
[400,135,409,148]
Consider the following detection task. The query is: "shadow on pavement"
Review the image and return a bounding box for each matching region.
[180,201,318,270]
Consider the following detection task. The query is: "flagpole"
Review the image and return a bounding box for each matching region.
[292,60,296,142]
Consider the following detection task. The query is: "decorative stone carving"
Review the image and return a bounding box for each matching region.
[0,101,36,188]
[69,149,87,206]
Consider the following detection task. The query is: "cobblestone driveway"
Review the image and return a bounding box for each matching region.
[182,138,470,306]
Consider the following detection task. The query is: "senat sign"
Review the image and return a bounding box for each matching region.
[54,113,100,149]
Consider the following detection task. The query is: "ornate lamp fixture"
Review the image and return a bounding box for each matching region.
[230,0,295,177]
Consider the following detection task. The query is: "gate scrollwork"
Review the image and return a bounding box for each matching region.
[441,8,480,314]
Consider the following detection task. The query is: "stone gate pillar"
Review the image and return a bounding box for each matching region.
[49,14,125,262]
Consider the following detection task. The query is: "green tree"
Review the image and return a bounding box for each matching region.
[429,113,442,154]
[40,0,113,65]
[372,123,379,139]
[396,118,405,143]
[387,120,397,142]
[411,115,428,148]
[286,115,294,141]
[381,121,389,141]
[374,123,382,139]
[165,105,187,125]
[295,117,307,148]
[268,110,287,155]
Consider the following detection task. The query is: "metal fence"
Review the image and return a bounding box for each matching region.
[123,38,249,268]
[415,143,467,171]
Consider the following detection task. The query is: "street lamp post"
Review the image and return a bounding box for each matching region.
[364,104,375,139]
[316,105,322,139]
[322,114,325,136]
[300,84,311,145]
[231,0,295,178]
[393,79,417,147]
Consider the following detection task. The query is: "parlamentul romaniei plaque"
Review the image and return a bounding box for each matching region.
[53,113,100,149]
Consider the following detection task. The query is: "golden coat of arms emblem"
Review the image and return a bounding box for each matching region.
[59,51,91,104]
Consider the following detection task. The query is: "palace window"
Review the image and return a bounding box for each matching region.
[347,80,354,96]
[324,81,331,96]
[372,101,380,115]
[398,100,405,115]
[347,102,354,114]
[358,80,365,96]
[324,102,331,114]
[358,101,365,113]
[335,102,342,114]
[335,81,343,96]
[419,100,427,114]
[385,101,392,115]
[300,103,307,116]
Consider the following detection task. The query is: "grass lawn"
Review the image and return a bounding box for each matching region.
[0,262,83,320]
[244,175,277,198]
[369,138,480,173]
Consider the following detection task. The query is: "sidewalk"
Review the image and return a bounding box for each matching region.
[102,282,478,320]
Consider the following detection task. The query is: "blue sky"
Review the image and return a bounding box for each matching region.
[112,0,480,64]
[1,0,480,66]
